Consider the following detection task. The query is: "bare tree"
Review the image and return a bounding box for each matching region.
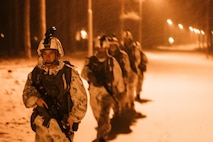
[38,0,46,39]
[23,0,31,59]
[206,0,213,58]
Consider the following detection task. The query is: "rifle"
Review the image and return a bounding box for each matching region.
[32,83,74,142]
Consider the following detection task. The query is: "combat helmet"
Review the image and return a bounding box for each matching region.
[37,27,64,58]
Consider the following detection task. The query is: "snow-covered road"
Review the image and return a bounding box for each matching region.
[0,50,213,142]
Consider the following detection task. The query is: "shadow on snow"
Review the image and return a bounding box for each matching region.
[108,98,152,140]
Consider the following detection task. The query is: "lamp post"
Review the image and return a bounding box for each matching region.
[139,0,143,44]
[120,0,124,39]
[88,0,93,56]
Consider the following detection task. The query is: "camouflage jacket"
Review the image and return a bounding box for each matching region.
[81,55,125,95]
[22,59,88,123]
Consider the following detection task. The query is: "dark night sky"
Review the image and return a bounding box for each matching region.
[0,1,209,28]
[145,0,208,27]
[0,0,210,31]
[0,0,212,57]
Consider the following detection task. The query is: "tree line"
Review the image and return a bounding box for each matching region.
[0,0,212,58]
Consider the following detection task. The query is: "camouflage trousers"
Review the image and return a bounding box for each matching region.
[89,85,115,140]
[136,72,144,95]
[126,71,138,108]
[34,116,73,142]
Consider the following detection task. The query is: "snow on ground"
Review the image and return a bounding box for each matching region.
[0,50,213,142]
[0,63,35,142]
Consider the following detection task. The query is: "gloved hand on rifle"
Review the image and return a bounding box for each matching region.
[36,98,48,108]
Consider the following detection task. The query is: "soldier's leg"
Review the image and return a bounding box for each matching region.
[97,95,113,141]
[136,72,144,100]
[126,71,137,109]
[34,116,52,142]
[113,90,126,114]
[89,91,102,121]
[48,119,72,142]
[34,116,72,142]
[127,82,135,108]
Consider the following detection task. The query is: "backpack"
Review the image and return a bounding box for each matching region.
[133,41,148,72]
[138,51,148,72]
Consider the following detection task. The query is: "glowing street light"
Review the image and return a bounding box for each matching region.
[178,24,183,29]
[168,37,174,45]
[80,30,87,39]
[0,33,4,38]
[167,19,173,25]
[201,30,205,35]
[189,26,193,32]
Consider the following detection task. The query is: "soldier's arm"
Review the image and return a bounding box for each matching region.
[80,58,91,82]
[69,69,88,123]
[122,51,131,74]
[112,58,125,93]
[22,72,41,108]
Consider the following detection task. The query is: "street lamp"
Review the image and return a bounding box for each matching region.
[168,37,174,45]
[178,24,183,30]
[167,19,173,25]
[139,0,143,44]
[88,0,93,56]
[120,0,143,44]
[80,30,87,40]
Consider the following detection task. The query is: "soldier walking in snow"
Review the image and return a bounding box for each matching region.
[121,30,148,105]
[22,27,87,142]
[81,35,125,142]
[107,35,131,112]
[135,41,148,101]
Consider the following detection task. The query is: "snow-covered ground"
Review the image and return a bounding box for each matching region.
[0,50,213,142]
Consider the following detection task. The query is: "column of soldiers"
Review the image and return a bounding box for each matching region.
[22,27,147,142]
[81,30,148,142]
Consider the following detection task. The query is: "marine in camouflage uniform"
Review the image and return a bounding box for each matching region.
[120,31,141,109]
[22,28,87,142]
[81,35,125,142]
[107,35,131,112]
[135,42,148,101]
[121,31,148,102]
